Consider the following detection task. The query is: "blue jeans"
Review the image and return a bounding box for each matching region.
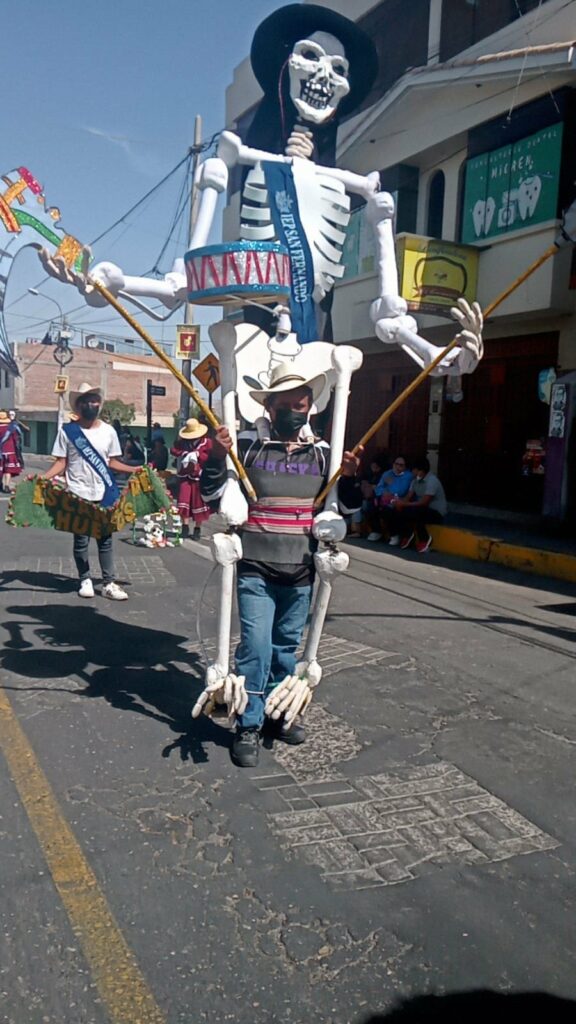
[235,574,313,729]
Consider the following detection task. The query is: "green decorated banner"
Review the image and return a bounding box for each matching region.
[461,123,564,244]
[6,466,172,537]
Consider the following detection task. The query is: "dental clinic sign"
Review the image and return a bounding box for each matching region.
[461,123,563,244]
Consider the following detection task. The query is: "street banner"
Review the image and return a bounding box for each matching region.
[176,324,200,360]
[6,465,171,537]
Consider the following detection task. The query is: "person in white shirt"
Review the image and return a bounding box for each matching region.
[44,383,136,600]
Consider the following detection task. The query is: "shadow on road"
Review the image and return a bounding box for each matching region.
[0,569,78,593]
[360,990,576,1024]
[0,601,229,763]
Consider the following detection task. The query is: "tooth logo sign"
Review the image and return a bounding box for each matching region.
[517,176,542,220]
[472,197,495,237]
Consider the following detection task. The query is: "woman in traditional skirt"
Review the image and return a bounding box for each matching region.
[170,418,213,540]
[0,409,24,493]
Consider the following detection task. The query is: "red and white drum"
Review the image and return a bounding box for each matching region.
[185,241,291,306]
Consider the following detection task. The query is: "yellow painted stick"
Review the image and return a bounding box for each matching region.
[314,241,559,508]
[89,279,256,499]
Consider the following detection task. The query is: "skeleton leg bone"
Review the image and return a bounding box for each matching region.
[192,321,249,723]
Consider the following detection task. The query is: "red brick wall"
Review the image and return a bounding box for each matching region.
[13,344,181,425]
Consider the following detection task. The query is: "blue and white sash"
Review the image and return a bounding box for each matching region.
[63,422,120,507]
[262,161,318,344]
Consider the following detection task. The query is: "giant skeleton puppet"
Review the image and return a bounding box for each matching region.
[40,5,483,726]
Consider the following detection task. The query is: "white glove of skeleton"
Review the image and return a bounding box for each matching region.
[450,297,484,375]
[191,664,248,721]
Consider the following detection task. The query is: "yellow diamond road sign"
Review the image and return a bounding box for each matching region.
[192,353,220,393]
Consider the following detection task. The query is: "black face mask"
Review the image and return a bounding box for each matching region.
[273,408,308,438]
[78,401,100,422]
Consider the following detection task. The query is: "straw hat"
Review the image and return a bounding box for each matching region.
[69,382,102,411]
[179,417,208,440]
[0,409,10,423]
[249,362,326,406]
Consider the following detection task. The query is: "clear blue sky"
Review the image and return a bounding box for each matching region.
[1,0,290,349]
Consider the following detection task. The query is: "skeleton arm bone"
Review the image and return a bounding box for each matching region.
[264,549,349,723]
[191,533,248,722]
[217,131,380,200]
[39,157,228,311]
[365,190,483,375]
[371,297,484,376]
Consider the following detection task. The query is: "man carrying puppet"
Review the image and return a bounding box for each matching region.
[201,364,361,768]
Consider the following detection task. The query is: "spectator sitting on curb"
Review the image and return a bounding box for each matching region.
[349,454,387,537]
[367,455,413,544]
[384,455,447,554]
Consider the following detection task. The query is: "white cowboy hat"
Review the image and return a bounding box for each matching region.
[69,382,103,411]
[179,417,208,440]
[249,362,326,406]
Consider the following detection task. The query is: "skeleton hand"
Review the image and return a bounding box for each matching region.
[191,666,248,721]
[264,659,322,724]
[217,131,242,169]
[285,129,314,160]
[38,244,93,292]
[450,298,484,374]
[197,157,229,194]
[312,511,347,543]
[365,190,395,225]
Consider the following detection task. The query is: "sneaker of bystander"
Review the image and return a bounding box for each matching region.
[416,536,432,554]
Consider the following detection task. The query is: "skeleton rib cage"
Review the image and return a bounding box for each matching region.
[239,164,352,301]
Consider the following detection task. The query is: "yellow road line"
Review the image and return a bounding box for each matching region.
[0,687,166,1024]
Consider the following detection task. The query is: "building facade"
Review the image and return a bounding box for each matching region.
[0,343,182,454]
[225,0,576,519]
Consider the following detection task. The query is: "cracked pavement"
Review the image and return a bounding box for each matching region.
[1,493,576,1023]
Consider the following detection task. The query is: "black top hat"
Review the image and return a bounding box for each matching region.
[251,3,378,120]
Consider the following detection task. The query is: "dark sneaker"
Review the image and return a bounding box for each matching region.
[231,727,261,767]
[192,526,201,541]
[266,716,306,745]
[400,532,415,550]
[279,718,306,745]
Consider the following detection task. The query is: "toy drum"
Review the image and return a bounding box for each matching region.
[185,241,291,306]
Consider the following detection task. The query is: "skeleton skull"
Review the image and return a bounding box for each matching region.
[288,31,350,126]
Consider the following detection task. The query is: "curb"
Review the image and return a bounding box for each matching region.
[428,524,576,583]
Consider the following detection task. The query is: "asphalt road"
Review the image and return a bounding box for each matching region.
[1,477,575,1024]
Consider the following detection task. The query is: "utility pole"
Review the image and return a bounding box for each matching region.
[28,288,74,430]
[180,114,202,425]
